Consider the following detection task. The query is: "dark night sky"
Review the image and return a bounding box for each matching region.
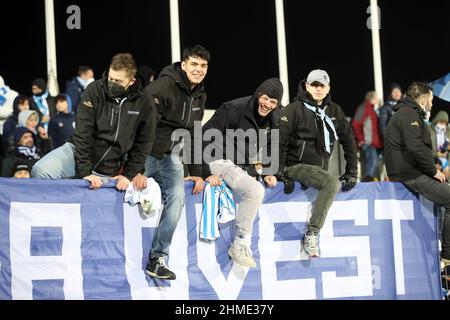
[1,0,449,116]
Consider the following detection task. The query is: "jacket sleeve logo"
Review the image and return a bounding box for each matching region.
[82,100,93,108]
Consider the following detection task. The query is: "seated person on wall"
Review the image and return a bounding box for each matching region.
[31,53,157,193]
[384,81,450,267]
[278,69,358,258]
[202,78,284,268]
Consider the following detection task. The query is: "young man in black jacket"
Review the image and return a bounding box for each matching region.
[202,78,283,268]
[278,69,358,258]
[143,45,210,280]
[384,82,450,266]
[32,53,156,192]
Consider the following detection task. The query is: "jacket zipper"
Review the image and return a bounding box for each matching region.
[185,97,193,128]
[298,141,306,161]
[93,97,127,171]
[181,101,186,121]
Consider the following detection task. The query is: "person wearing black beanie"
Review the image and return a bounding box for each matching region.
[201,78,283,268]
[31,77,57,129]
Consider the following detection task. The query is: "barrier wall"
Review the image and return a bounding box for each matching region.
[0,178,441,300]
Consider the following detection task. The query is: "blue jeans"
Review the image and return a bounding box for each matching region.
[361,144,379,178]
[32,142,77,179]
[144,154,185,258]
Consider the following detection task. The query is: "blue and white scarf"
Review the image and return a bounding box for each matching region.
[304,103,338,154]
[17,145,40,160]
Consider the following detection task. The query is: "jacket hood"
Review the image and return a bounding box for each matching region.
[432,110,449,124]
[394,96,427,119]
[393,96,420,112]
[159,62,205,97]
[296,79,332,107]
[14,127,36,146]
[18,110,38,127]
[12,95,31,116]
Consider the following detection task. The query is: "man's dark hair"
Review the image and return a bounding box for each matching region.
[77,65,92,76]
[406,82,433,100]
[55,94,68,104]
[182,45,211,62]
[110,53,137,79]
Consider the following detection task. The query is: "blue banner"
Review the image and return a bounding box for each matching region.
[0,178,441,300]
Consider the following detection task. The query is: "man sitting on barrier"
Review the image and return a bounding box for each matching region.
[32,53,157,192]
[277,69,358,258]
[384,81,450,267]
[202,78,283,268]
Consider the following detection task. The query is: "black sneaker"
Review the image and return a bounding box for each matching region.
[145,256,176,280]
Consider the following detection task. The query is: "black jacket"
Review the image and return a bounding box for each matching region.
[69,72,157,179]
[279,80,358,175]
[145,63,206,160]
[202,95,281,178]
[384,96,436,181]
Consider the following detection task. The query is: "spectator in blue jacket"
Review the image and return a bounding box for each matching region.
[48,94,76,148]
[65,66,94,113]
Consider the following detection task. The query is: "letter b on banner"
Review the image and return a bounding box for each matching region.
[9,203,83,300]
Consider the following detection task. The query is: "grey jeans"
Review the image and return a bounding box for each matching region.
[209,160,265,239]
[285,163,341,233]
[403,175,450,259]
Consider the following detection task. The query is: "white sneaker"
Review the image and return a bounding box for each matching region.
[228,242,257,268]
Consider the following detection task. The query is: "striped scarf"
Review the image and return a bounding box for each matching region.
[17,145,40,160]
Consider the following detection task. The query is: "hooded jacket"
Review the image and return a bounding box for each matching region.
[384,96,436,181]
[2,95,35,151]
[279,80,358,175]
[144,62,207,159]
[68,71,157,179]
[429,110,450,159]
[202,80,282,178]
[65,77,85,113]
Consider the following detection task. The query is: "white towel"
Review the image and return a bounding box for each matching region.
[124,178,162,216]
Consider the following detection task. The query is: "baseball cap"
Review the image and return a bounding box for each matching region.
[307,69,330,86]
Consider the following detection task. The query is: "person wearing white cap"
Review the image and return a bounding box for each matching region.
[277,69,358,258]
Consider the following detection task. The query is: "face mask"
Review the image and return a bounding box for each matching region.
[436,123,447,130]
[107,81,127,98]
[86,78,95,86]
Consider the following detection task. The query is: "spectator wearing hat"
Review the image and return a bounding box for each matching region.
[31,78,56,132]
[48,94,76,148]
[11,160,31,178]
[0,75,18,135]
[277,69,358,258]
[379,83,402,141]
[202,78,284,269]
